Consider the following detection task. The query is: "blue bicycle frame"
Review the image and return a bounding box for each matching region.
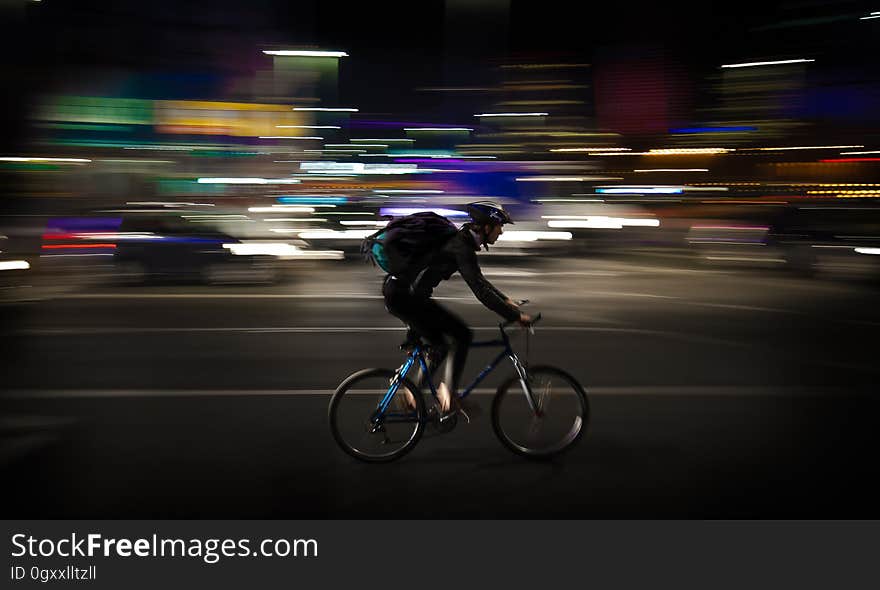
[374,324,540,423]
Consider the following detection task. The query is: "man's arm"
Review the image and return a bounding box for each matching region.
[451,238,521,322]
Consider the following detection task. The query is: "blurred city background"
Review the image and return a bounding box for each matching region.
[1,0,879,517]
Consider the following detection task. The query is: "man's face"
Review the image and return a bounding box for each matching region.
[485,223,503,245]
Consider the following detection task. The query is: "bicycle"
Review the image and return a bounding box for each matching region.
[328,308,590,462]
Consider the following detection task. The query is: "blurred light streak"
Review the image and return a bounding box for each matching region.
[376,190,445,194]
[289,175,359,179]
[45,232,161,241]
[475,112,549,117]
[128,202,215,206]
[692,225,769,231]
[340,220,388,226]
[301,162,428,174]
[293,108,358,112]
[100,159,174,164]
[263,50,348,57]
[259,136,324,140]
[123,146,194,151]
[516,176,622,182]
[542,215,657,223]
[670,126,756,133]
[248,206,315,213]
[483,132,619,138]
[534,198,605,202]
[633,169,708,172]
[497,231,572,242]
[820,158,880,162]
[297,230,374,240]
[721,59,815,68]
[855,248,880,255]
[700,200,784,204]
[550,147,630,152]
[404,127,473,132]
[277,125,341,129]
[181,214,247,219]
[304,149,367,153]
[755,145,863,151]
[596,187,683,194]
[706,256,785,262]
[189,219,256,224]
[324,144,389,148]
[309,212,372,216]
[197,178,301,184]
[840,151,880,155]
[277,196,348,204]
[859,15,880,20]
[266,221,328,226]
[222,243,300,256]
[648,148,733,155]
[807,190,880,195]
[0,157,91,163]
[547,217,660,229]
[547,218,620,229]
[0,260,30,271]
[379,207,467,217]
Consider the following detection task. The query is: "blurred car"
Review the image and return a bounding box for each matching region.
[42,208,287,285]
[0,234,34,303]
[114,210,283,285]
[536,202,663,256]
[769,203,880,281]
[685,223,781,268]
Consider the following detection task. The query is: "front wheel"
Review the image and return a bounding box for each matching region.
[329,368,426,463]
[492,365,589,459]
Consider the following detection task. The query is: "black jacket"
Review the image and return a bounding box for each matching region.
[405,227,520,322]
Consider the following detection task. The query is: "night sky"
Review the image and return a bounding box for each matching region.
[1,0,878,150]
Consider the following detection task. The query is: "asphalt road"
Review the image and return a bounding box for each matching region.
[2,255,878,517]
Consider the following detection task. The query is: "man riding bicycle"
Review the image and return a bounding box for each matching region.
[382,201,533,416]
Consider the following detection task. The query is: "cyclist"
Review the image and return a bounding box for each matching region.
[382,201,532,416]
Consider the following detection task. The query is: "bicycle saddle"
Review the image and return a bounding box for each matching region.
[399,328,442,364]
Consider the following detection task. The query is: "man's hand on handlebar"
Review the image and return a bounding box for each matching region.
[517,312,533,327]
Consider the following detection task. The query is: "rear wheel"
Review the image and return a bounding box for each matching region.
[329,368,426,463]
[492,365,589,459]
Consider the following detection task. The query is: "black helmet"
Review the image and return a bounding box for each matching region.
[466,201,513,226]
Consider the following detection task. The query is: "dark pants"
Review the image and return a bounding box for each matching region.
[383,276,473,394]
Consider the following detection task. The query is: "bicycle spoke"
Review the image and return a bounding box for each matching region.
[330,369,425,462]
[492,366,588,458]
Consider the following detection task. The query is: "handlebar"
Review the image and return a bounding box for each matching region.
[501,312,542,330]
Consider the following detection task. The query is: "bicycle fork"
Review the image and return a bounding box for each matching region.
[509,353,543,417]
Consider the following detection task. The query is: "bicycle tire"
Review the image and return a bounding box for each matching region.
[329,368,426,463]
[491,365,589,459]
